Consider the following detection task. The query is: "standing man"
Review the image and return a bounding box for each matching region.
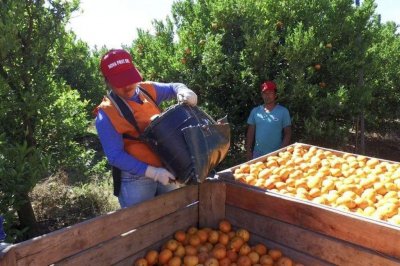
[246,81,291,160]
[95,49,197,208]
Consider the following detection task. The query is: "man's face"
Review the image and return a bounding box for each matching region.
[261,90,277,104]
[111,82,139,99]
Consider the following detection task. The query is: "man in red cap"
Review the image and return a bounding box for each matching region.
[96,49,197,208]
[245,80,291,160]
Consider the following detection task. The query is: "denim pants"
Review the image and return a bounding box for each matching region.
[118,171,181,208]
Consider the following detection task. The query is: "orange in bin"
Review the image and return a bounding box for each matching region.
[232,143,400,225]
[134,219,303,266]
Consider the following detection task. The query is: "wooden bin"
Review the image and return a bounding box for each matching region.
[1,181,400,265]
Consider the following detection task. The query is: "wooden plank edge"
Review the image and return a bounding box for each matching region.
[225,182,400,259]
[226,204,400,266]
[14,185,198,265]
[54,204,199,266]
[198,181,226,228]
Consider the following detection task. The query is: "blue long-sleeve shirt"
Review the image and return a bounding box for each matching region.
[95,82,188,176]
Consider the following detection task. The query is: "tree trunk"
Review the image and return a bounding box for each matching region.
[355,0,365,155]
[16,192,39,240]
[360,113,365,154]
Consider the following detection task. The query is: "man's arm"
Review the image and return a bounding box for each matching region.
[153,82,197,106]
[282,126,292,148]
[245,125,255,160]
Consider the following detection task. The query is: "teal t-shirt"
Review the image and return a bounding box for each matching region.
[247,104,291,156]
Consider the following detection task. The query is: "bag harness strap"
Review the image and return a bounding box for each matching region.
[106,86,158,196]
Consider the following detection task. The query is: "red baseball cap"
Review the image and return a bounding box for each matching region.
[100,49,142,88]
[260,81,277,92]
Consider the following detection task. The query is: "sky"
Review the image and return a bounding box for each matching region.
[68,0,400,49]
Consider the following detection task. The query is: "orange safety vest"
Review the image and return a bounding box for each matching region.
[97,82,163,167]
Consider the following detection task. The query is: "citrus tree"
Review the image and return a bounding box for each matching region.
[0,0,96,241]
[130,0,399,166]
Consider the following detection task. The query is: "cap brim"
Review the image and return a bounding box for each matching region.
[107,67,142,88]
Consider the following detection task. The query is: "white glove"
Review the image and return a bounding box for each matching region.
[177,88,198,106]
[145,166,176,185]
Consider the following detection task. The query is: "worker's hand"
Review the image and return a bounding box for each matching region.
[177,88,197,106]
[145,166,176,185]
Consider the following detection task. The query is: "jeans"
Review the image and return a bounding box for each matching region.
[118,171,181,208]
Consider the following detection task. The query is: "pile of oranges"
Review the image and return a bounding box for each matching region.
[134,220,302,266]
[233,144,400,225]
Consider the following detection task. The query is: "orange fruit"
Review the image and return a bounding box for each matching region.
[248,251,260,264]
[183,255,199,266]
[236,229,250,242]
[145,250,158,265]
[165,239,179,251]
[212,246,227,260]
[185,245,197,255]
[174,245,185,257]
[204,257,219,266]
[188,234,201,247]
[159,249,173,265]
[219,219,232,233]
[208,230,219,244]
[187,226,198,235]
[239,244,251,256]
[174,230,186,243]
[168,256,182,266]
[213,243,225,250]
[218,232,230,246]
[268,249,283,261]
[226,249,238,262]
[134,258,148,266]
[253,244,267,255]
[228,236,244,252]
[237,255,252,266]
[260,254,274,265]
[219,257,231,266]
[197,229,209,243]
[198,251,209,264]
[276,256,294,266]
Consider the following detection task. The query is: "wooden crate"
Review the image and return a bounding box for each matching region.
[219,142,400,173]
[1,180,400,265]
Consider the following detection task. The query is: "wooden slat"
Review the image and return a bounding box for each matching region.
[55,204,198,266]
[225,184,400,262]
[10,185,198,266]
[198,181,226,228]
[0,246,16,266]
[226,205,400,266]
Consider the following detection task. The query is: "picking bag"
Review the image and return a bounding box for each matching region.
[143,104,230,184]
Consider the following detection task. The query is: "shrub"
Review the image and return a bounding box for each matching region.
[31,171,118,233]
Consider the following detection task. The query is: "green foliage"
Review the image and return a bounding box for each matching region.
[54,32,106,111]
[0,0,101,240]
[0,132,49,242]
[129,0,400,166]
[1,0,399,242]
